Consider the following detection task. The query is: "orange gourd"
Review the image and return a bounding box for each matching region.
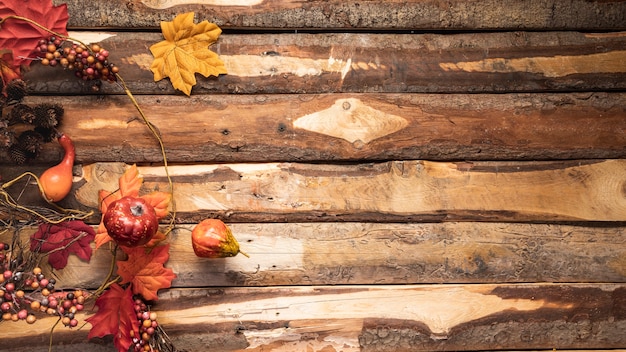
[191,219,249,258]
[39,134,75,202]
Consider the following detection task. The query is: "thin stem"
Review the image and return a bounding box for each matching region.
[48,316,61,352]
[115,73,177,233]
[93,243,120,297]
[39,231,89,256]
[1,172,93,223]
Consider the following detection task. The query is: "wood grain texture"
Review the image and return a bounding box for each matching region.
[1,92,624,164]
[23,31,626,95]
[53,0,626,30]
[3,160,626,223]
[3,223,623,289]
[1,284,624,351]
[2,1,624,350]
[63,160,626,223]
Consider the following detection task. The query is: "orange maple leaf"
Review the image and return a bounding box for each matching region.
[144,231,167,248]
[149,12,227,96]
[94,222,113,250]
[94,189,119,249]
[141,191,171,219]
[0,50,21,90]
[95,165,171,250]
[118,164,142,198]
[117,244,176,301]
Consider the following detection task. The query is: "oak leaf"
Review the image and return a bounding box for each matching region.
[0,0,69,69]
[86,283,139,352]
[30,220,95,270]
[117,244,176,301]
[150,12,227,96]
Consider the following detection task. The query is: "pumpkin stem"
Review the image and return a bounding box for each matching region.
[131,204,144,216]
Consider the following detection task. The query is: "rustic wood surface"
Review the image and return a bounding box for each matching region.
[3,222,624,289]
[23,31,626,95]
[1,92,624,164]
[1,284,624,351]
[3,160,626,223]
[54,0,626,30]
[1,1,625,351]
[79,160,626,222]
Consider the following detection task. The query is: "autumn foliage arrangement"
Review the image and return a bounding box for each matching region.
[0,1,245,351]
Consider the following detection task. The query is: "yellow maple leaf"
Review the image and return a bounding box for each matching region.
[150,12,227,96]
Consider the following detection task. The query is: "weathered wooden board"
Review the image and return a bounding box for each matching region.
[54,0,626,30]
[67,160,626,223]
[23,31,626,95]
[2,92,625,164]
[3,222,623,289]
[3,160,626,223]
[1,1,624,351]
[1,284,624,351]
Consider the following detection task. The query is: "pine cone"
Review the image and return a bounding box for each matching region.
[8,145,28,164]
[34,103,64,129]
[0,129,16,148]
[8,104,36,124]
[5,79,27,102]
[34,126,57,143]
[17,130,44,156]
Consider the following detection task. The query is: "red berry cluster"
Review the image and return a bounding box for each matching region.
[0,243,87,325]
[131,297,162,352]
[37,36,119,82]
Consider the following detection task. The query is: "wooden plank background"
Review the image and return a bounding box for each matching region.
[56,0,626,30]
[24,31,626,95]
[1,1,625,351]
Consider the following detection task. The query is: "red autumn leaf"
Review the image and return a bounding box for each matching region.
[86,283,139,352]
[0,0,69,69]
[117,244,176,301]
[30,220,95,270]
